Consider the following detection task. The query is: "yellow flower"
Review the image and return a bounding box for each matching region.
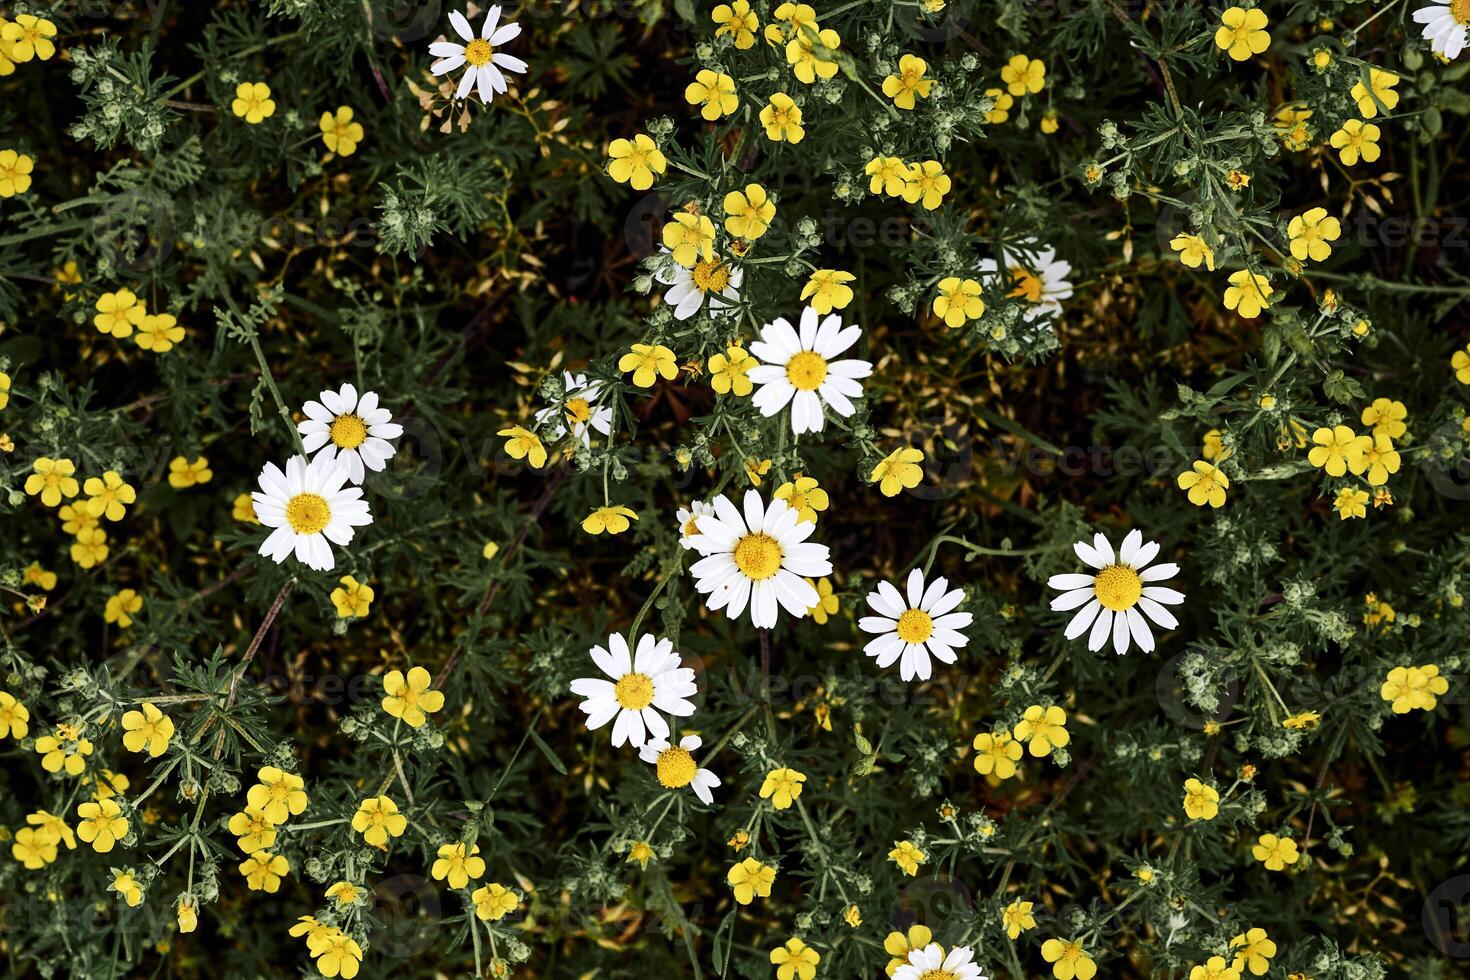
[770,937,820,980]
[1013,704,1069,757]
[431,842,486,889]
[240,850,290,892]
[0,148,33,197]
[104,588,143,629]
[482,540,500,560]
[472,882,520,920]
[1040,109,1060,134]
[1380,664,1450,713]
[497,425,547,469]
[12,827,57,869]
[1333,487,1368,520]
[760,92,806,143]
[1329,120,1381,166]
[132,309,185,351]
[70,527,109,568]
[331,575,375,618]
[806,576,839,623]
[2,14,56,62]
[1190,955,1242,980]
[36,723,92,775]
[1453,344,1470,384]
[76,798,129,853]
[1350,68,1399,118]
[1361,435,1400,487]
[984,87,1015,124]
[23,562,56,591]
[0,369,9,409]
[1215,6,1270,61]
[1041,937,1097,980]
[309,928,363,979]
[1223,270,1273,318]
[888,839,926,875]
[843,904,861,927]
[320,106,364,156]
[1000,53,1046,95]
[111,869,144,907]
[764,2,817,45]
[902,160,950,210]
[93,768,129,801]
[177,899,199,933]
[607,134,667,190]
[1282,710,1321,730]
[326,881,363,906]
[685,69,738,120]
[60,503,97,537]
[1361,398,1407,440]
[168,455,212,488]
[865,156,910,197]
[1226,169,1251,190]
[933,277,985,327]
[1308,425,1371,477]
[773,475,828,523]
[619,342,679,386]
[1183,777,1220,820]
[25,456,79,507]
[712,0,758,48]
[1003,899,1037,940]
[708,346,754,396]
[231,82,276,123]
[870,446,924,496]
[248,766,309,824]
[1177,460,1230,508]
[882,54,934,110]
[1273,103,1314,151]
[786,28,840,84]
[1171,233,1217,271]
[1312,47,1332,70]
[227,806,278,853]
[727,857,776,904]
[351,795,408,848]
[1251,833,1300,871]
[972,731,1023,779]
[233,492,259,524]
[760,767,806,809]
[625,839,655,868]
[84,470,136,521]
[382,665,445,728]
[0,690,30,739]
[801,269,855,313]
[724,183,776,239]
[1287,207,1341,263]
[745,457,772,485]
[582,504,638,535]
[26,810,74,850]
[1230,927,1278,976]
[883,925,933,976]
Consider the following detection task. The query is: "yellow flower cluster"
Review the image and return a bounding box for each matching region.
[864,156,951,210]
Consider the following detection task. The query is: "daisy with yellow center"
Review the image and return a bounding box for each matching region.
[0,148,34,197]
[685,69,738,120]
[298,383,402,485]
[607,133,667,190]
[659,249,743,320]
[748,306,873,436]
[883,54,934,110]
[933,277,985,327]
[979,240,1073,323]
[1000,53,1045,95]
[1330,120,1381,165]
[687,489,833,627]
[1214,6,1270,61]
[892,942,986,980]
[427,6,527,103]
[252,455,372,571]
[676,499,716,552]
[381,665,445,728]
[1415,0,1470,60]
[760,92,805,143]
[639,734,721,804]
[231,82,276,124]
[860,568,972,682]
[570,632,697,748]
[351,795,407,848]
[1048,529,1185,655]
[319,106,364,156]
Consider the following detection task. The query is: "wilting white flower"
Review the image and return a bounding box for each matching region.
[639,734,720,804]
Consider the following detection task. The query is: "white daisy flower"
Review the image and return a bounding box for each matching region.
[676,500,715,553]
[858,568,973,682]
[533,372,613,448]
[1047,529,1185,655]
[978,240,1074,323]
[688,489,832,629]
[252,455,373,572]
[638,734,721,805]
[428,6,527,103]
[892,943,988,980]
[1413,1,1469,60]
[298,383,403,485]
[746,306,873,436]
[568,633,697,748]
[655,250,742,320]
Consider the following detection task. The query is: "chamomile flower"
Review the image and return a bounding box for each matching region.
[978,241,1074,324]
[298,383,402,485]
[859,568,973,682]
[534,372,613,446]
[1048,530,1185,655]
[747,306,872,436]
[639,734,721,804]
[428,6,527,104]
[686,489,833,628]
[676,500,716,552]
[656,250,743,320]
[891,943,987,980]
[1415,1,1470,60]
[569,633,697,748]
[252,455,373,572]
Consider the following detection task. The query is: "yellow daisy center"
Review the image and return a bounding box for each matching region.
[1454,0,1470,23]
[285,493,331,535]
[464,39,494,66]
[330,414,368,449]
[682,517,701,537]
[656,747,697,788]
[733,533,783,580]
[1007,266,1044,303]
[614,672,655,710]
[895,608,934,644]
[565,397,592,425]
[692,260,732,294]
[1094,564,1143,612]
[919,971,957,980]
[785,351,828,391]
